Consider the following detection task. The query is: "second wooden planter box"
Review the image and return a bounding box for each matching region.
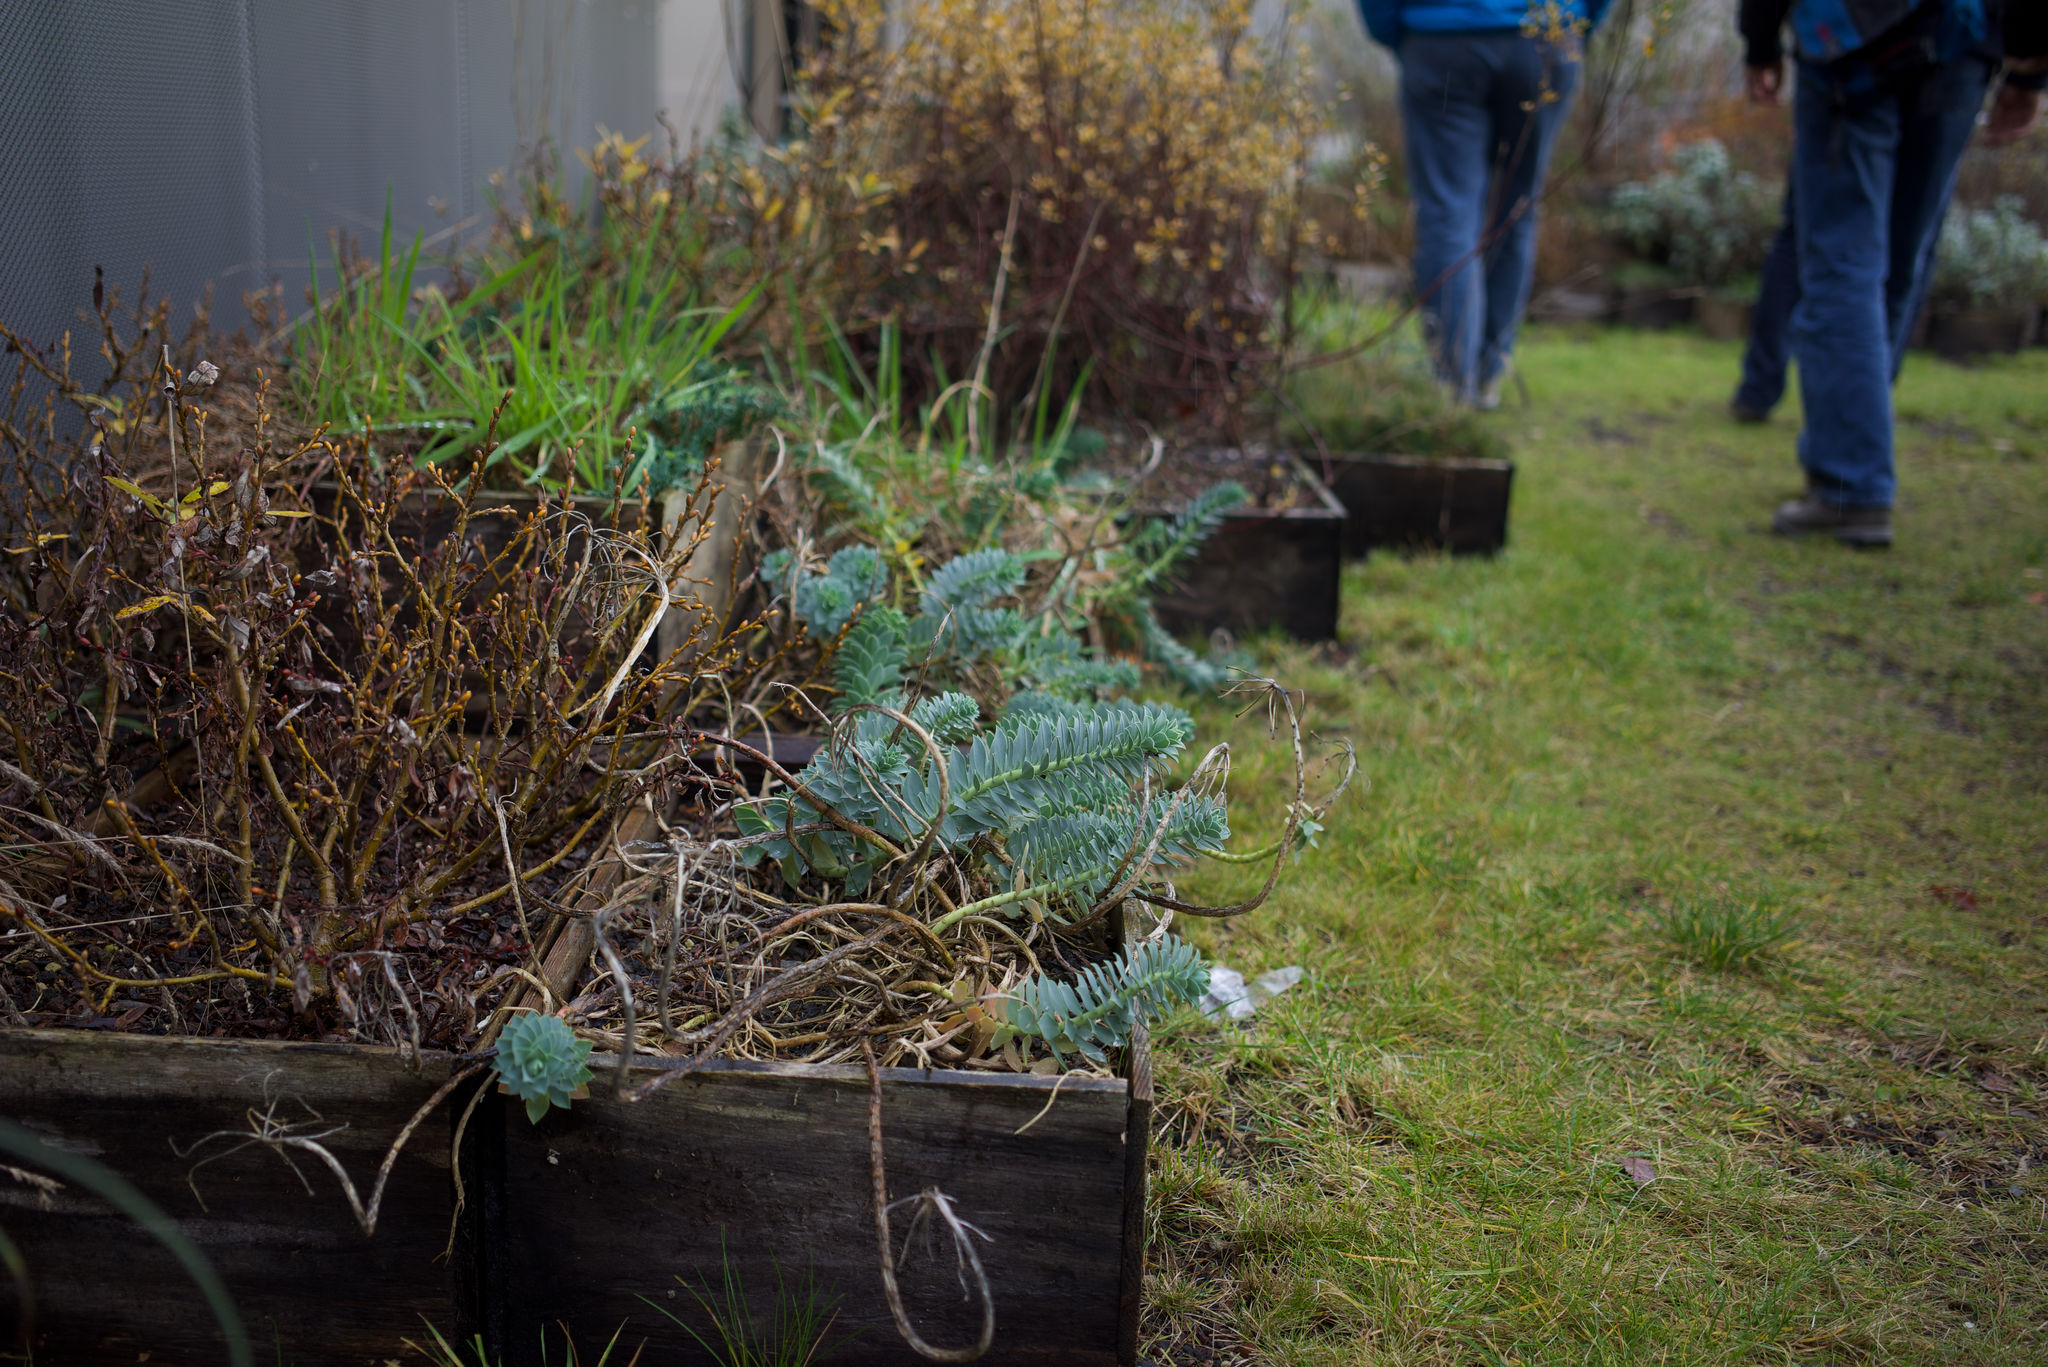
[1320,452,1515,558]
[1694,293,1754,342]
[0,1028,1149,1367]
[1148,450,1346,642]
[1924,306,2039,359]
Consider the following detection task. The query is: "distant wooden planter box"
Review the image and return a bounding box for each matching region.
[1528,285,1613,324]
[1321,452,1515,558]
[1924,306,2039,360]
[0,1028,1151,1367]
[1612,283,1699,330]
[1694,293,1754,342]
[1148,451,1346,643]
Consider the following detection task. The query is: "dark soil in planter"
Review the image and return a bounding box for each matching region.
[1139,448,1346,642]
[1320,451,1515,558]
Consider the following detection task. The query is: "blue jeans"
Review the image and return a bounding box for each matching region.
[1399,32,1581,401]
[1735,184,1801,415]
[1736,158,1962,417]
[1788,53,1991,507]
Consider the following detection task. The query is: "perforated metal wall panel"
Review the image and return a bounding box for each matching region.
[0,0,262,367]
[0,0,667,386]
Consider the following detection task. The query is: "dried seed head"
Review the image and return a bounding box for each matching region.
[185,361,219,388]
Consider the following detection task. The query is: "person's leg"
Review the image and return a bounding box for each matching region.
[1735,178,1800,417]
[1477,35,1581,395]
[1883,56,1994,377]
[1400,34,1499,403]
[1785,66,1902,519]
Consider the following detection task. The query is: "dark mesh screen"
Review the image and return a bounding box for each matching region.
[0,0,662,384]
[0,0,262,378]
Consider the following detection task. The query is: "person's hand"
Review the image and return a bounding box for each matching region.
[1746,62,1785,106]
[1982,81,2043,148]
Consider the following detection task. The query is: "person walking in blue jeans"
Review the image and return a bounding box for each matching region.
[1732,168,1954,421]
[1738,0,2044,545]
[1358,0,1612,408]
[1731,182,1802,421]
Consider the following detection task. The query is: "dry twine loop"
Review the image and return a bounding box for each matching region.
[865,1041,995,1363]
[176,1063,482,1238]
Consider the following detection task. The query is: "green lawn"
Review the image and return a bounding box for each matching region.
[1149,327,2048,1365]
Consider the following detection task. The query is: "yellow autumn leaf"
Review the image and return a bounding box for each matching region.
[116,595,179,620]
[2,532,69,554]
[103,476,165,513]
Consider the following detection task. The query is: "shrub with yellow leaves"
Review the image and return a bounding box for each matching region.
[770,0,1330,425]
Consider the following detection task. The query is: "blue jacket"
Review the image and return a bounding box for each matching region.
[1357,0,1614,51]
[1742,0,1995,65]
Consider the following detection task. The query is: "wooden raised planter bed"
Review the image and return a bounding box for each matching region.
[306,443,752,670]
[0,1027,1151,1366]
[1612,282,1699,330]
[1694,293,1754,342]
[0,1032,464,1362]
[1148,449,1346,643]
[1320,452,1514,558]
[2,438,1158,1364]
[1924,306,2039,360]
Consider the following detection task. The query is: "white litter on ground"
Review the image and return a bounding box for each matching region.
[1199,964,1304,1021]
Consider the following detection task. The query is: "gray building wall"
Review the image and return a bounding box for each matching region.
[0,1,748,381]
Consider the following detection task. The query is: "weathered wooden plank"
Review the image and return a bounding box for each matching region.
[0,1029,462,1365]
[491,1057,1135,1367]
[1118,1022,1153,1366]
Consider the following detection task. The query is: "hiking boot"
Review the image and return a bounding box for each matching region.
[1771,491,1893,547]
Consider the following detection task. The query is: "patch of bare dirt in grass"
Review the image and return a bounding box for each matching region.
[1142,1236,1263,1367]
[1153,1052,1341,1178]
[1770,1107,2048,1196]
[1330,1077,1413,1149]
[1734,1039,2048,1197]
[1582,416,1644,446]
[1807,630,2048,768]
[1904,415,1986,443]
[1640,503,1692,539]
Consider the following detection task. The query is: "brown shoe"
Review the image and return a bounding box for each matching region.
[1771,492,1892,547]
